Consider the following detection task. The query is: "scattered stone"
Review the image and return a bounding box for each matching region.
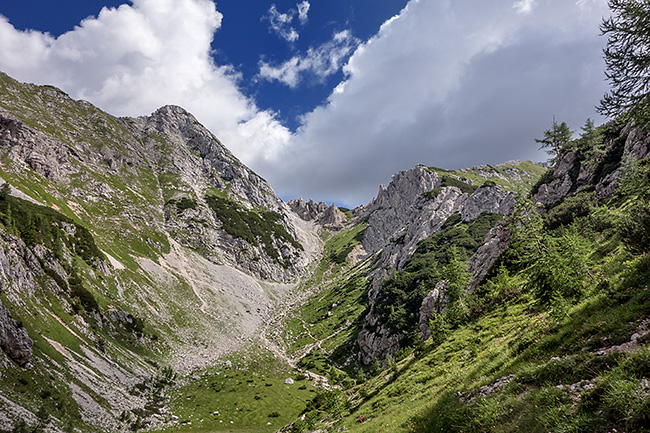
[284,378,294,385]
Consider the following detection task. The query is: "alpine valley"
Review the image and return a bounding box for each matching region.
[1,68,649,433]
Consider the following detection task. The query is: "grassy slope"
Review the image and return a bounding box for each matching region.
[283,227,650,432]
[284,150,650,432]
[426,161,547,193]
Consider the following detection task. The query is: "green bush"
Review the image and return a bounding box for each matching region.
[543,191,596,230]
[618,201,650,254]
[174,197,197,212]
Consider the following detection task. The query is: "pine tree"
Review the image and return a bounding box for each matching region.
[598,0,650,121]
[576,118,604,155]
[535,118,574,163]
[0,183,10,200]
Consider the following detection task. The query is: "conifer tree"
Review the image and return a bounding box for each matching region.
[599,0,650,121]
[535,117,574,163]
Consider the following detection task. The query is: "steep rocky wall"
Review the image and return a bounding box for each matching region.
[288,198,347,230]
[355,166,520,365]
[0,302,33,368]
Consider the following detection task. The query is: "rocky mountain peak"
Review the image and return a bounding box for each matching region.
[366,165,441,213]
[288,199,347,230]
[354,163,533,365]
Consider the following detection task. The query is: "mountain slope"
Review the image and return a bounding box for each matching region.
[278,118,650,433]
[0,72,322,432]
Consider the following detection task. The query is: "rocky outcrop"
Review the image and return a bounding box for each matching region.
[356,164,528,364]
[466,220,512,291]
[0,113,75,181]
[0,302,32,367]
[132,105,310,282]
[418,280,449,341]
[533,150,579,207]
[0,233,45,368]
[357,318,404,366]
[460,186,516,222]
[358,165,441,254]
[534,124,650,207]
[288,199,347,230]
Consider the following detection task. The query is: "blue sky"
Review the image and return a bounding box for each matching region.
[0,0,611,207]
[1,0,408,131]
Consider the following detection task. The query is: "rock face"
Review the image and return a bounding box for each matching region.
[355,165,523,364]
[0,302,33,368]
[466,220,512,292]
[534,124,650,207]
[288,199,347,230]
[130,105,309,282]
[460,186,516,222]
[358,165,441,254]
[418,281,449,341]
[0,73,309,282]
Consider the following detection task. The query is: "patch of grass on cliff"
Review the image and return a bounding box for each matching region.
[205,194,302,265]
[426,161,546,194]
[285,274,370,359]
[0,191,105,267]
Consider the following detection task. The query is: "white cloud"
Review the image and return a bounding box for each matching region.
[513,0,537,15]
[0,0,613,207]
[297,1,310,25]
[262,3,310,43]
[253,0,611,206]
[258,30,360,88]
[0,0,291,166]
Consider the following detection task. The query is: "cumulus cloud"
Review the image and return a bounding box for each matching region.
[258,30,360,88]
[0,0,612,207]
[252,0,611,206]
[0,0,290,167]
[262,2,310,43]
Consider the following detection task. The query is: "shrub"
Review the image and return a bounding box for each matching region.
[543,192,596,230]
[618,201,650,254]
[174,197,197,212]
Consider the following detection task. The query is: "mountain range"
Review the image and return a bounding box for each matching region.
[0,71,649,433]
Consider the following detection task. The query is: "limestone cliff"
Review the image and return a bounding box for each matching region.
[288,198,347,231]
[534,122,650,207]
[354,162,542,365]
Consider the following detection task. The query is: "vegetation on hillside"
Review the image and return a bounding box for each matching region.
[274,4,650,427]
[0,184,105,266]
[375,212,503,346]
[282,122,650,432]
[205,194,302,266]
